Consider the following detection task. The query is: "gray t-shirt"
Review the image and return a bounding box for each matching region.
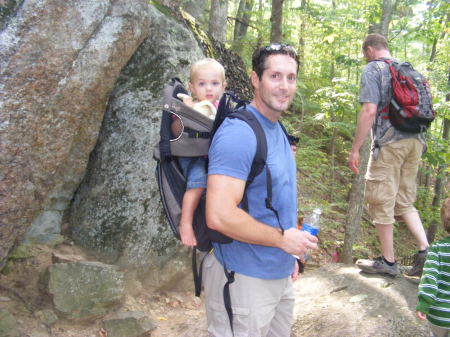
[359,59,424,147]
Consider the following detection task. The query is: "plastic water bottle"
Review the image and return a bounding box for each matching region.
[300,208,322,236]
[297,208,322,267]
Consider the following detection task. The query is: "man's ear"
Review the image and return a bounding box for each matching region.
[250,71,259,89]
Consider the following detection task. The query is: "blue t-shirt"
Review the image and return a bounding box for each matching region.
[208,105,297,279]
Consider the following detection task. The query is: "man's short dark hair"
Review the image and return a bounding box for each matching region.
[362,33,389,52]
[252,43,299,79]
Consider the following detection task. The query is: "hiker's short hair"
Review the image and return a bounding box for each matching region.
[362,34,389,52]
[190,58,226,83]
[252,43,299,79]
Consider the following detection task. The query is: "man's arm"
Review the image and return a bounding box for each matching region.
[206,174,318,257]
[348,102,377,174]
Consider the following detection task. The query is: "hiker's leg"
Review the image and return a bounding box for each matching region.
[365,141,403,262]
[203,253,233,337]
[402,211,428,250]
[394,139,428,250]
[203,253,290,337]
[375,223,395,262]
[267,279,295,337]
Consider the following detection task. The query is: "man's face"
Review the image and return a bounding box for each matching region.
[252,54,298,117]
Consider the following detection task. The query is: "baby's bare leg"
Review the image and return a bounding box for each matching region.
[179,187,204,246]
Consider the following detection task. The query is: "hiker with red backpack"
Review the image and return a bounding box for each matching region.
[204,44,318,336]
[348,33,434,277]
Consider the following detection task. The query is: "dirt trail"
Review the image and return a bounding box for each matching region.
[0,245,429,337]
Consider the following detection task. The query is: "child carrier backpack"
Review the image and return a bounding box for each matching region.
[153,77,299,333]
[154,77,298,253]
[378,59,435,133]
[153,77,231,253]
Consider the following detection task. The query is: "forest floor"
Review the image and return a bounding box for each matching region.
[0,238,431,337]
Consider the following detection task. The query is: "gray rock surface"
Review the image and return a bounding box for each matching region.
[68,4,204,275]
[102,311,156,337]
[0,309,19,337]
[0,0,152,267]
[47,261,124,321]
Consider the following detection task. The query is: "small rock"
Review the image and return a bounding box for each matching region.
[0,309,20,337]
[0,296,11,302]
[103,311,157,337]
[35,309,58,326]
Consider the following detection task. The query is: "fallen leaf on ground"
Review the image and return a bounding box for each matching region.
[349,294,368,303]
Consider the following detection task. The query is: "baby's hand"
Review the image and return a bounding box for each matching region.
[177,93,194,107]
[416,311,426,320]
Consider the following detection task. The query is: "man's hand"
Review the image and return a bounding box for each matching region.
[280,228,318,257]
[348,150,360,174]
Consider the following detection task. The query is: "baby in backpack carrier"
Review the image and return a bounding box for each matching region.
[171,58,227,246]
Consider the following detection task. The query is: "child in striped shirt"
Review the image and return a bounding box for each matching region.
[416,198,450,337]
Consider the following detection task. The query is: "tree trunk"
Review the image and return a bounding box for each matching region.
[427,67,450,242]
[342,139,371,263]
[233,0,254,49]
[297,0,307,74]
[379,0,394,37]
[270,0,283,43]
[368,0,395,36]
[209,0,228,43]
[256,0,263,49]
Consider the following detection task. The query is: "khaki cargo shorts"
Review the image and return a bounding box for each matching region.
[364,138,424,225]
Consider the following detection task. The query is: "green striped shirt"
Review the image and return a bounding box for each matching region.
[416,236,450,328]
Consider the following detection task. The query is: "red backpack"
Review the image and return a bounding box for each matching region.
[379,59,435,133]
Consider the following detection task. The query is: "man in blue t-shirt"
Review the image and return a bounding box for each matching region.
[204,44,318,336]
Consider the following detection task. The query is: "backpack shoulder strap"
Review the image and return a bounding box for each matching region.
[278,120,299,145]
[227,109,267,188]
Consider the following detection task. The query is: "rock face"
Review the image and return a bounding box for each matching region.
[0,0,152,266]
[102,311,156,337]
[47,261,125,321]
[68,5,204,273]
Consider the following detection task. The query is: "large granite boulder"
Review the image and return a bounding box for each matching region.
[0,0,152,267]
[68,5,204,274]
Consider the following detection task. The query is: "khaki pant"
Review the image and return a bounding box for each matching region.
[203,253,294,337]
[365,138,423,225]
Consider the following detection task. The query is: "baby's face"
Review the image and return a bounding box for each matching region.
[189,65,225,103]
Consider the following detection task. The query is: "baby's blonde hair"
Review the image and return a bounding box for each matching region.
[190,58,226,83]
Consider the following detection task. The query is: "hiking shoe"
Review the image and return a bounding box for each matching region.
[356,256,399,277]
[406,250,427,277]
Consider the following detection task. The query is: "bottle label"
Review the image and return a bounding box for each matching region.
[301,223,319,236]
